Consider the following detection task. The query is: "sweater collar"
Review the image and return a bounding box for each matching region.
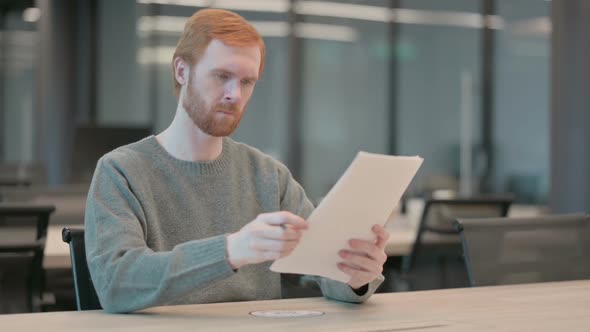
[147,135,232,175]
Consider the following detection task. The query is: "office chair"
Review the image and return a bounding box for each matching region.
[0,203,55,313]
[62,227,102,310]
[456,213,590,287]
[399,196,513,290]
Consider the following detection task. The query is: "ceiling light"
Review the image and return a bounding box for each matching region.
[23,7,41,22]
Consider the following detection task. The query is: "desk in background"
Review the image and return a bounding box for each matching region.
[0,177,31,189]
[383,199,547,256]
[1,280,588,331]
[43,200,548,269]
[44,226,71,269]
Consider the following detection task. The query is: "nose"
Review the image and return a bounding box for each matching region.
[223,81,241,103]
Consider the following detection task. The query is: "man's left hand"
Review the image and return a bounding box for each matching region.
[337,224,390,290]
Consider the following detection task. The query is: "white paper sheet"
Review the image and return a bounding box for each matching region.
[270,152,423,283]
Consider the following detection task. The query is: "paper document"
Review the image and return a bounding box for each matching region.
[270,152,423,283]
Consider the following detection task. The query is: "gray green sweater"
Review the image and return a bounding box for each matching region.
[85,136,383,313]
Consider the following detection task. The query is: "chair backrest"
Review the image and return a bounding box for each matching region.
[456,213,590,287]
[400,196,512,290]
[0,203,55,313]
[62,227,102,310]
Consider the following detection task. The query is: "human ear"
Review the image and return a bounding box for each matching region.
[173,57,189,85]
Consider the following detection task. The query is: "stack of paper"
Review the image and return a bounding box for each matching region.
[270,152,423,283]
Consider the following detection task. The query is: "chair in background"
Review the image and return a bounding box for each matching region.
[399,196,513,291]
[456,213,590,287]
[0,203,55,313]
[62,227,102,310]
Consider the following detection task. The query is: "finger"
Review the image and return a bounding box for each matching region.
[278,247,298,258]
[259,211,309,229]
[339,251,383,274]
[337,263,376,282]
[270,245,300,259]
[347,239,383,261]
[261,250,282,261]
[372,224,390,249]
[338,249,387,266]
[257,226,303,241]
[250,238,299,252]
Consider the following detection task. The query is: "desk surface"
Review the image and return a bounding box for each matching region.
[1,280,588,331]
[44,226,71,269]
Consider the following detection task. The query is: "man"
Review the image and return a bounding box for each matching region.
[85,8,389,314]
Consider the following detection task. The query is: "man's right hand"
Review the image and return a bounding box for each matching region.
[226,211,309,269]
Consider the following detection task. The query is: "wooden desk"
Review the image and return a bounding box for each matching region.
[381,199,423,256]
[384,221,416,256]
[1,280,588,331]
[44,225,71,269]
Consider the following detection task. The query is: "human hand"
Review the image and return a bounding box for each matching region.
[338,224,390,290]
[226,211,309,269]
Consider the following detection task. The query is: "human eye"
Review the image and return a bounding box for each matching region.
[241,79,255,87]
[215,72,230,81]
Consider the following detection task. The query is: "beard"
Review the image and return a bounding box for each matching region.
[183,79,244,137]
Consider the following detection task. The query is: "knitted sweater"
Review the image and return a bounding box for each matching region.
[85,136,383,313]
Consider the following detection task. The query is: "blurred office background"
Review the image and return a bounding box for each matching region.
[1,0,589,313]
[1,0,556,203]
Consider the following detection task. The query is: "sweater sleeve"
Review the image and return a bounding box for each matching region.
[277,165,384,303]
[85,156,235,313]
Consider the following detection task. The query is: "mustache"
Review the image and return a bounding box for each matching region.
[214,103,239,113]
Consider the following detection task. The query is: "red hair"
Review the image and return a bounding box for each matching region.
[172,8,266,98]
